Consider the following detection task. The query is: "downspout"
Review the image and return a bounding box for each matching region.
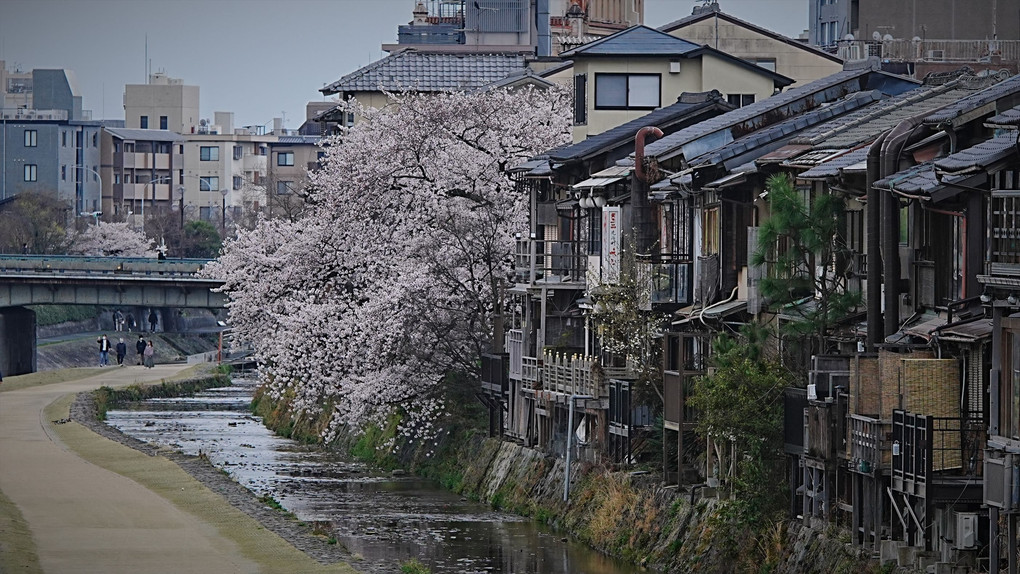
[634,126,664,255]
[866,133,888,351]
[878,117,926,339]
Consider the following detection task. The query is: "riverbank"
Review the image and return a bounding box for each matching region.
[254,388,896,574]
[0,366,361,574]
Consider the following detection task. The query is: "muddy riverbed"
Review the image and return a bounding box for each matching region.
[104,378,644,574]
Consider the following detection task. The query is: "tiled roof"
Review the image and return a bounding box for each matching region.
[104,127,185,142]
[320,49,526,95]
[934,133,1018,173]
[987,104,1020,126]
[657,9,842,63]
[923,72,1019,125]
[873,162,940,195]
[641,65,899,161]
[559,25,701,57]
[547,91,730,164]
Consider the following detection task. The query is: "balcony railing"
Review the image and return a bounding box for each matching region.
[849,414,883,474]
[515,239,587,284]
[837,39,1020,63]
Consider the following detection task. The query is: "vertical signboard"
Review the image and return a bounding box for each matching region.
[602,206,621,284]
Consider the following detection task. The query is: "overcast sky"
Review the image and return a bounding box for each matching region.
[1,0,809,130]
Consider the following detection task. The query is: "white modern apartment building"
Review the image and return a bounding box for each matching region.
[123,73,199,134]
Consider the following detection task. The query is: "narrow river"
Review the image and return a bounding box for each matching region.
[105,378,644,574]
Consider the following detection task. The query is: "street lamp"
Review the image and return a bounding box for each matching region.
[71,165,103,217]
[174,185,185,230]
[220,188,229,235]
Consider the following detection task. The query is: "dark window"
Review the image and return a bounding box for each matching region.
[726,94,756,107]
[233,145,243,160]
[573,74,587,125]
[24,129,37,147]
[24,164,37,182]
[277,152,294,166]
[62,131,67,147]
[233,175,242,190]
[140,116,148,129]
[277,181,293,195]
[159,116,168,130]
[199,176,219,191]
[594,73,660,110]
[92,132,97,146]
[61,165,66,181]
[200,146,219,161]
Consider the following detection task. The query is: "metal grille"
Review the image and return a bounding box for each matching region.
[991,190,1020,266]
[465,0,526,33]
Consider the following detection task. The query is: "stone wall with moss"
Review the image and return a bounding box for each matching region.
[252,388,891,573]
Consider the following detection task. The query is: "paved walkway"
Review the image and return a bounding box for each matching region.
[0,365,353,574]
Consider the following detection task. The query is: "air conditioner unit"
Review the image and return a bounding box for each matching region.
[848,44,861,60]
[927,49,945,61]
[954,512,978,550]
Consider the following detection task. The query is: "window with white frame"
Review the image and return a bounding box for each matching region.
[199,176,219,191]
[594,73,660,110]
[277,152,294,166]
[200,146,219,161]
[24,129,37,147]
[24,164,37,182]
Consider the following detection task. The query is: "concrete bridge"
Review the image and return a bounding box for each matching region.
[0,255,225,376]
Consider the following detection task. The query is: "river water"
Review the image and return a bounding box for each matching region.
[105,378,644,574]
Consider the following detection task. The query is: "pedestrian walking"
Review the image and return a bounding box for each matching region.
[115,338,127,366]
[143,341,155,368]
[114,309,124,332]
[135,335,146,365]
[148,310,158,333]
[126,313,136,331]
[97,334,111,367]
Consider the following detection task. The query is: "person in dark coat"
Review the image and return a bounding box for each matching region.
[148,310,158,333]
[136,335,147,365]
[96,334,110,367]
[115,338,127,366]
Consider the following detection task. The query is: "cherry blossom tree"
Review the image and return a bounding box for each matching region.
[67,221,157,258]
[209,86,570,441]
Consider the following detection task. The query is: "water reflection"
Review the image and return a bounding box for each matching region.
[106,380,642,574]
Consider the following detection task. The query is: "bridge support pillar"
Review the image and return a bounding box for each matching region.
[1,306,36,376]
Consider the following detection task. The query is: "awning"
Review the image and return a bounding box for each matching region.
[556,198,579,211]
[902,312,946,342]
[702,299,748,320]
[703,171,746,189]
[572,165,632,190]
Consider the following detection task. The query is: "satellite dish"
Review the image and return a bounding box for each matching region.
[199,118,208,126]
[844,33,855,41]
[872,31,882,41]
[882,33,894,41]
[912,36,921,42]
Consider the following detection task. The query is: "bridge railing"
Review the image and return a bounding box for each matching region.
[0,255,214,277]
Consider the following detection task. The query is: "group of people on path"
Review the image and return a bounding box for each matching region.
[113,309,158,333]
[97,334,154,368]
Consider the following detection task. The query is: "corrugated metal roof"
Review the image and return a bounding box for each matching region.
[641,66,888,162]
[923,72,1020,125]
[797,146,871,179]
[692,90,881,170]
[559,25,701,57]
[934,133,1018,173]
[790,79,985,150]
[939,318,993,342]
[320,49,526,95]
[104,127,185,142]
[547,92,729,163]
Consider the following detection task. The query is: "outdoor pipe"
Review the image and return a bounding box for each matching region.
[633,126,664,255]
[866,132,888,351]
[634,126,663,183]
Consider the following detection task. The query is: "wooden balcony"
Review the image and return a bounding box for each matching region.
[849,414,885,475]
